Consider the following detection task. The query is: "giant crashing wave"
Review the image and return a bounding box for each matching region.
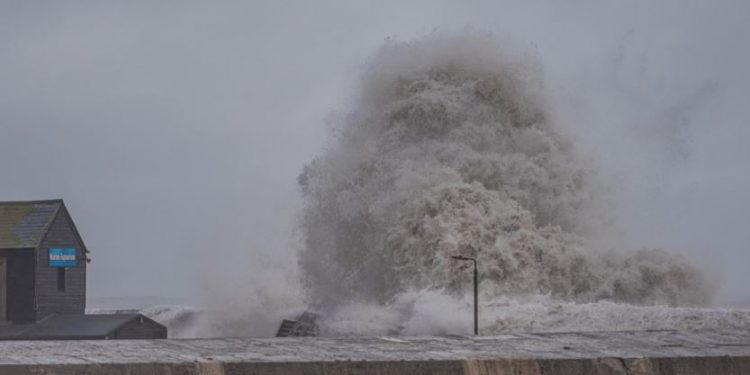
[295,33,735,336]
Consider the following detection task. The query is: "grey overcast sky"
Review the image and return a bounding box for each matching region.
[1,1,749,305]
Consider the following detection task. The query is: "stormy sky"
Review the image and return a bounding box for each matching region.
[1,1,749,306]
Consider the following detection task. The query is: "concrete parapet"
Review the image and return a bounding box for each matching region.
[1,329,749,374]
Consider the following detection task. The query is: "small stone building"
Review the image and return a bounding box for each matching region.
[0,199,166,339]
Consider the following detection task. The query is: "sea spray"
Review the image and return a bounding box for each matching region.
[132,33,750,338]
[297,32,712,328]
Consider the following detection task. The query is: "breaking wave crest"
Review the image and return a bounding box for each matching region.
[297,32,715,332]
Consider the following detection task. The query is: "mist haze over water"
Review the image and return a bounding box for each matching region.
[2,1,750,337]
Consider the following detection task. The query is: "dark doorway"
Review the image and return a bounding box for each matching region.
[0,258,6,322]
[57,268,66,292]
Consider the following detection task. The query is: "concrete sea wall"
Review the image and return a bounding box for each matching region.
[4,357,750,374]
[1,329,749,374]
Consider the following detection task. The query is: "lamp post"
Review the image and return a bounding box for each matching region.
[451,255,478,335]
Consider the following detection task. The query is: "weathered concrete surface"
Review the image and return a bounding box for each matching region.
[1,329,749,374]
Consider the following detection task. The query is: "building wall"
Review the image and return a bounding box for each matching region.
[35,206,86,321]
[114,318,168,339]
[0,249,35,324]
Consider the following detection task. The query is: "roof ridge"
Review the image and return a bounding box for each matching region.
[0,199,64,205]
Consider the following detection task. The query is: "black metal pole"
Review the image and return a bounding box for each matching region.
[451,255,479,335]
[473,259,478,335]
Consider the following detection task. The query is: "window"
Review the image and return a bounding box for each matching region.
[57,268,66,292]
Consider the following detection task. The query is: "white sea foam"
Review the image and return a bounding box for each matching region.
[319,292,750,336]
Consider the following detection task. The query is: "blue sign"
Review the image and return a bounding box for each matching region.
[49,248,77,267]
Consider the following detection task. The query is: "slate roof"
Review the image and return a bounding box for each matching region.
[0,200,63,249]
[0,314,164,340]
